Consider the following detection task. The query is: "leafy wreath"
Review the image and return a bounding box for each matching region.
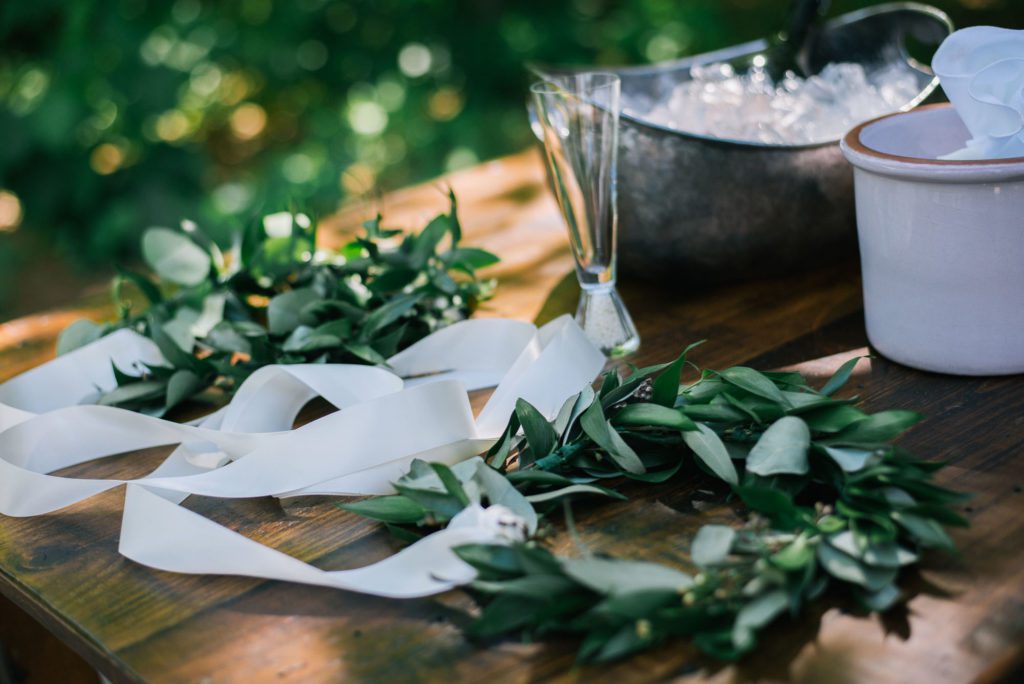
[342,344,966,663]
[58,192,497,416]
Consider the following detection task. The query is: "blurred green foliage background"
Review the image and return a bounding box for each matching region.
[0,0,1017,318]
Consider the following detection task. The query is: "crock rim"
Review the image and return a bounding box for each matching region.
[842,103,1024,166]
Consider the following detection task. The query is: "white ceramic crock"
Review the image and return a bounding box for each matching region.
[841,104,1024,376]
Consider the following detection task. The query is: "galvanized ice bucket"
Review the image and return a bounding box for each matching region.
[539,3,953,282]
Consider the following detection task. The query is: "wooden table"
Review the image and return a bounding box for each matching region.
[1,149,1022,684]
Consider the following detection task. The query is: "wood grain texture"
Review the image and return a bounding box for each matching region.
[0,148,1022,684]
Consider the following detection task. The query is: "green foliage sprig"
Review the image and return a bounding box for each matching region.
[342,345,967,664]
[58,192,497,415]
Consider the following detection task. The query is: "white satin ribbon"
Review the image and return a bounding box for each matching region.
[0,315,606,597]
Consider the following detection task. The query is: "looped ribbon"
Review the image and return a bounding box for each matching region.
[934,26,1024,160]
[0,316,605,597]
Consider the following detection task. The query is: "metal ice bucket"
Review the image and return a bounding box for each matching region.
[540,3,953,282]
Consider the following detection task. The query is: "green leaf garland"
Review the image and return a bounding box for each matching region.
[342,347,967,664]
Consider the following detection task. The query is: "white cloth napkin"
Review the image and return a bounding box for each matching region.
[934,26,1024,160]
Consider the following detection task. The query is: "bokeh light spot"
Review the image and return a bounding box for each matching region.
[397,43,431,78]
[428,86,464,121]
[217,71,252,105]
[212,182,253,214]
[645,34,680,62]
[376,78,406,111]
[283,153,316,183]
[230,102,267,140]
[90,143,126,175]
[155,109,191,142]
[9,68,50,115]
[347,101,388,136]
[0,190,23,232]
[190,64,223,97]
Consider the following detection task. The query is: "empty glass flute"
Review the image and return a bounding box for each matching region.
[530,73,640,357]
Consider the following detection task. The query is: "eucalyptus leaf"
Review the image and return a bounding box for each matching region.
[445,247,500,270]
[623,459,682,483]
[467,595,542,637]
[391,484,465,519]
[282,326,342,353]
[827,410,923,446]
[588,588,681,620]
[515,399,558,463]
[690,525,736,567]
[746,416,810,477]
[162,307,200,352]
[142,227,211,286]
[599,369,621,398]
[454,544,524,578]
[267,288,320,335]
[410,214,451,267]
[430,462,472,507]
[472,574,577,597]
[857,583,903,612]
[821,446,875,472]
[486,412,521,468]
[828,531,917,568]
[165,369,204,410]
[612,403,697,431]
[821,356,865,396]
[580,400,645,474]
[651,348,687,407]
[770,534,814,570]
[338,496,427,524]
[682,423,738,485]
[361,293,421,337]
[552,387,592,441]
[720,367,790,406]
[56,319,103,355]
[342,342,388,365]
[780,391,844,413]
[97,380,168,407]
[474,461,538,534]
[204,322,252,355]
[817,541,898,590]
[893,511,955,550]
[593,622,656,662]
[736,486,797,517]
[681,404,748,424]
[803,404,869,433]
[732,590,789,649]
[147,318,201,370]
[505,470,577,487]
[562,557,693,595]
[192,292,226,337]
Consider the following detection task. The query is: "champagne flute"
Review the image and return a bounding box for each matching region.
[530,72,640,357]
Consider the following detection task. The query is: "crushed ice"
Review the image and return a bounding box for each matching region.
[625,62,921,145]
